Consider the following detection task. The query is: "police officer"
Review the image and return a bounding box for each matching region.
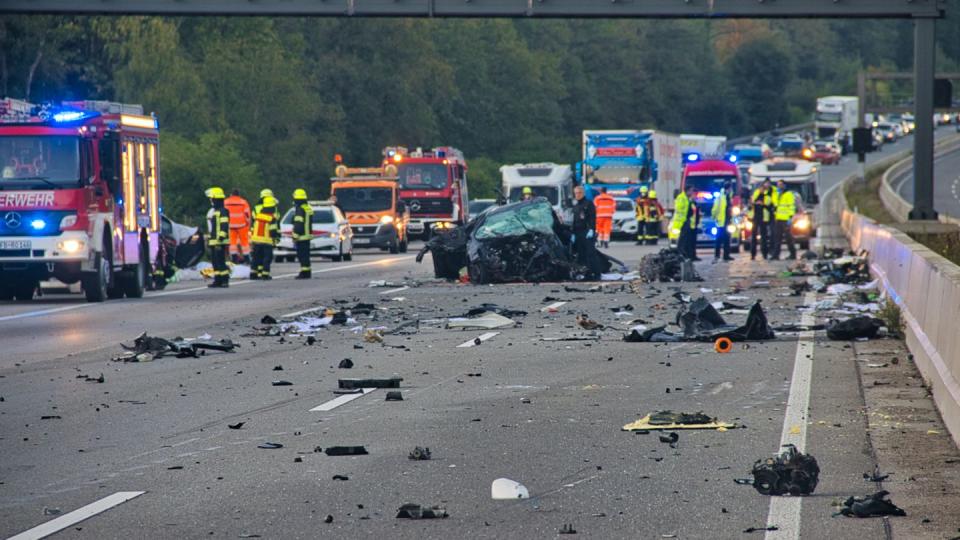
[634,186,649,245]
[771,179,798,260]
[250,196,280,280]
[205,186,231,288]
[571,185,599,276]
[711,181,734,262]
[672,184,698,260]
[291,188,314,279]
[645,190,665,245]
[749,179,777,260]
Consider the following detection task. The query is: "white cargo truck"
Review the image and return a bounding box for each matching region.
[815,96,859,153]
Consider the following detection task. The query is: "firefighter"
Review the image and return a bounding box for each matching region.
[771,179,798,260]
[593,187,616,248]
[672,184,698,260]
[250,196,280,280]
[253,188,275,215]
[644,190,665,245]
[521,186,534,201]
[291,188,314,279]
[634,186,649,245]
[224,189,252,264]
[749,179,777,260]
[711,181,734,262]
[571,185,600,278]
[205,186,231,288]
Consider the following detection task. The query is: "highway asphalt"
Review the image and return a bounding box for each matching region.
[894,127,960,219]
[1,136,958,539]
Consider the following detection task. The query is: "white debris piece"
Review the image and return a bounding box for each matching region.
[491,478,530,500]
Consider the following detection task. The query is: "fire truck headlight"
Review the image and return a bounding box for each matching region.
[59,214,78,228]
[30,219,46,230]
[58,239,85,253]
[380,215,394,224]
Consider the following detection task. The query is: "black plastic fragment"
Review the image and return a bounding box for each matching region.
[826,316,883,340]
[385,391,403,401]
[338,377,401,389]
[324,446,368,456]
[228,422,245,430]
[258,442,283,449]
[408,446,431,460]
[261,315,278,325]
[338,359,354,369]
[396,504,448,519]
[838,490,906,517]
[271,380,293,386]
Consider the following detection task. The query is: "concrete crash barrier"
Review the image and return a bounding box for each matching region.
[879,134,960,225]
[841,209,960,447]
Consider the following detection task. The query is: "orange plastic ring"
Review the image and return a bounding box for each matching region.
[714,337,733,354]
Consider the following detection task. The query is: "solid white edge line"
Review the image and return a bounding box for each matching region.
[0,255,414,323]
[764,292,816,540]
[7,491,145,540]
[309,388,377,412]
[456,331,499,348]
[379,285,410,295]
[540,301,567,312]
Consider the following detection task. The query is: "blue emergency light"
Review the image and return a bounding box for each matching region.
[686,153,701,163]
[30,219,46,230]
[727,154,738,163]
[710,227,718,235]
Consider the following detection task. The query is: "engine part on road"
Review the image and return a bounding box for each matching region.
[408,446,431,460]
[749,444,820,496]
[826,316,884,340]
[638,248,702,282]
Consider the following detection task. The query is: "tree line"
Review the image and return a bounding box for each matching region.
[1,12,959,222]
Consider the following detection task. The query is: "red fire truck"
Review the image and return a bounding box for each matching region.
[383,146,468,239]
[0,98,161,302]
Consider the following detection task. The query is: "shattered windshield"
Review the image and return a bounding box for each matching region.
[0,135,80,188]
[474,201,556,239]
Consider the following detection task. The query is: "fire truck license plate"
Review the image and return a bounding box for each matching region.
[0,240,31,250]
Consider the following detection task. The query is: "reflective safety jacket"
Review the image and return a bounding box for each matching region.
[775,189,797,221]
[292,202,314,242]
[251,206,280,245]
[224,195,251,229]
[671,192,696,230]
[207,203,230,246]
[593,193,616,219]
[636,198,665,222]
[751,187,778,222]
[711,189,731,227]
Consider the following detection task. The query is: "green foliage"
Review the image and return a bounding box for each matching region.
[3,14,960,219]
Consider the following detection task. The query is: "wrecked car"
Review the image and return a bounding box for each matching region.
[416,198,620,283]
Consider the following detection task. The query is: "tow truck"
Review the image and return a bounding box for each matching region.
[743,159,821,250]
[0,98,161,302]
[330,163,409,253]
[385,146,468,239]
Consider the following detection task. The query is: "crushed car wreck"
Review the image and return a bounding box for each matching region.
[416,198,623,284]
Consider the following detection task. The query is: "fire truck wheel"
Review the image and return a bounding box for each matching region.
[82,252,111,302]
[389,233,400,254]
[0,281,13,301]
[122,246,148,299]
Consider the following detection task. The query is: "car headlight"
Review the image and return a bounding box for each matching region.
[793,216,811,230]
[380,215,394,224]
[57,239,85,253]
[744,220,753,231]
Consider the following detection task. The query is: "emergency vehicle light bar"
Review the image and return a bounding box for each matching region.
[120,114,159,129]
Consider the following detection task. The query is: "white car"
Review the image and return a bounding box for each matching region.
[275,201,353,262]
[612,197,638,238]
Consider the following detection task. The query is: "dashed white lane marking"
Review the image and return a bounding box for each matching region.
[540,301,567,312]
[765,292,817,540]
[379,285,410,295]
[7,491,145,540]
[456,331,500,348]
[281,306,325,319]
[309,388,378,412]
[0,256,414,323]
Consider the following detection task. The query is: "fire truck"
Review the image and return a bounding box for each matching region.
[0,98,161,302]
[383,146,468,239]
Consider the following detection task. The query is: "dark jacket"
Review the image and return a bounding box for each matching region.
[572,198,596,234]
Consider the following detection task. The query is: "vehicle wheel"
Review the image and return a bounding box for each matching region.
[332,244,343,262]
[389,234,399,254]
[83,252,112,302]
[467,262,488,285]
[123,242,148,298]
[399,236,408,253]
[13,278,36,301]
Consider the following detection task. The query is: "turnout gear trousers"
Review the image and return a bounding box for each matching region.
[292,203,314,277]
[208,206,231,286]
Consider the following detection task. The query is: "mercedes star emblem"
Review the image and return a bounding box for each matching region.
[4,212,22,229]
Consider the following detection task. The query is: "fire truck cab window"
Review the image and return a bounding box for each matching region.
[398,164,448,190]
[0,136,80,185]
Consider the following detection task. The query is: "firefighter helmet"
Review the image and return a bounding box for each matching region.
[293,188,308,200]
[260,188,274,199]
[205,187,226,199]
[522,186,533,196]
[639,186,649,194]
[262,196,278,208]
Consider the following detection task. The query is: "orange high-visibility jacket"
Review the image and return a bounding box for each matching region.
[594,193,616,219]
[224,195,252,229]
